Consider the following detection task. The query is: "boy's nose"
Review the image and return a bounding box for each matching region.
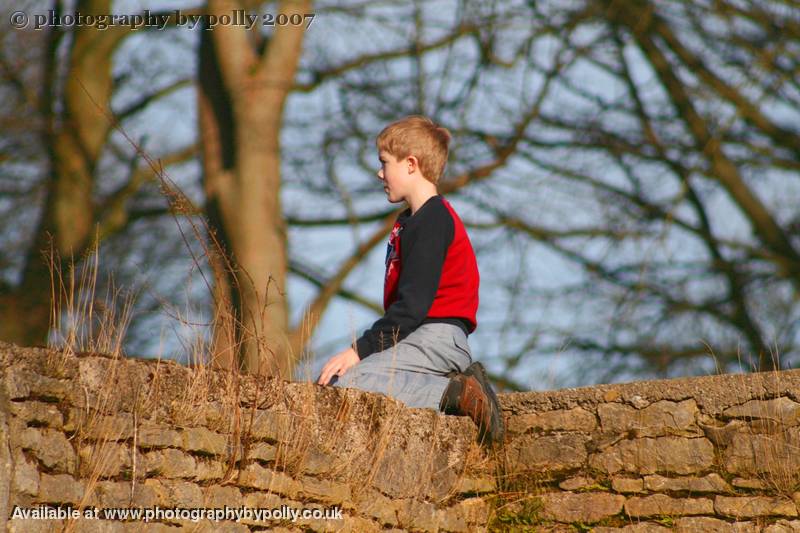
[377,169,385,180]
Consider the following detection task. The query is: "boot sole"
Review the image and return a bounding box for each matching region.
[465,362,505,445]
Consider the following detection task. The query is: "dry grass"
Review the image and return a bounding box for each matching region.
[46,233,135,371]
[41,237,137,531]
[725,364,800,498]
[39,219,366,529]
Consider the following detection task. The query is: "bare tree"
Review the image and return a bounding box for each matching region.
[196,0,312,377]
[0,0,196,348]
[280,0,800,386]
[2,0,797,389]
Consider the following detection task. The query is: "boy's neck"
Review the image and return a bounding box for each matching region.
[406,182,439,215]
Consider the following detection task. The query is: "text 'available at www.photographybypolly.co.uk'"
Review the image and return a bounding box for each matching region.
[11,504,344,523]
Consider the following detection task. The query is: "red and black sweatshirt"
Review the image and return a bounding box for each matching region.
[354,195,480,359]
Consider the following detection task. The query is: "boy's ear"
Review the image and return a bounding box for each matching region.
[407,155,419,174]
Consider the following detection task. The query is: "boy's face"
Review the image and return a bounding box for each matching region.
[377,151,413,204]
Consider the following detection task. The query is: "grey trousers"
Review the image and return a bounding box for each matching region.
[332,323,473,409]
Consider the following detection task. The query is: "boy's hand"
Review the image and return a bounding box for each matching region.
[317,347,360,385]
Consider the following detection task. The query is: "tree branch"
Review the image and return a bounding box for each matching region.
[286,210,400,356]
[289,259,382,315]
[610,3,800,280]
[114,79,193,122]
[96,143,199,239]
[293,23,480,93]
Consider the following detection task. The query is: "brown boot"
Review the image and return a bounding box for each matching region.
[440,362,505,446]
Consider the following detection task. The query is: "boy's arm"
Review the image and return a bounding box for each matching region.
[354,203,455,359]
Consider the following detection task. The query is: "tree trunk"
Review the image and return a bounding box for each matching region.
[1,0,116,347]
[199,0,310,378]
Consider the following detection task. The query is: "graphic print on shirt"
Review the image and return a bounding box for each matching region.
[383,221,403,311]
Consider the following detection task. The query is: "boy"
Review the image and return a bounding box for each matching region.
[317,116,504,445]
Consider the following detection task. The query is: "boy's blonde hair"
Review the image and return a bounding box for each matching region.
[377,116,451,184]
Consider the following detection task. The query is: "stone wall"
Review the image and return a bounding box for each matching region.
[2,342,800,532]
[501,367,800,532]
[0,343,491,532]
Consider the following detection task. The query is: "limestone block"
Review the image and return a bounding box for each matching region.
[78,441,139,478]
[174,520,248,533]
[241,490,288,510]
[747,418,785,434]
[612,477,645,493]
[299,476,352,506]
[237,463,301,497]
[764,520,800,532]
[3,368,72,402]
[700,419,746,447]
[201,401,229,429]
[458,497,490,527]
[732,478,767,489]
[19,427,77,473]
[624,494,714,517]
[81,413,134,441]
[249,442,277,463]
[90,480,156,508]
[143,479,203,508]
[435,505,470,533]
[247,410,292,442]
[330,515,381,533]
[62,408,87,432]
[37,474,86,505]
[91,481,132,507]
[204,485,243,508]
[589,436,714,474]
[643,473,732,493]
[143,448,196,478]
[674,516,759,532]
[137,425,181,448]
[298,447,338,476]
[180,427,226,456]
[598,400,700,437]
[194,458,224,481]
[11,449,40,496]
[396,499,439,531]
[593,524,671,532]
[369,446,459,500]
[7,518,65,533]
[507,407,597,434]
[724,429,800,476]
[724,397,800,425]
[441,497,490,531]
[352,489,399,526]
[506,433,589,472]
[10,401,64,429]
[558,476,597,491]
[715,495,798,518]
[538,491,625,523]
[455,476,495,494]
